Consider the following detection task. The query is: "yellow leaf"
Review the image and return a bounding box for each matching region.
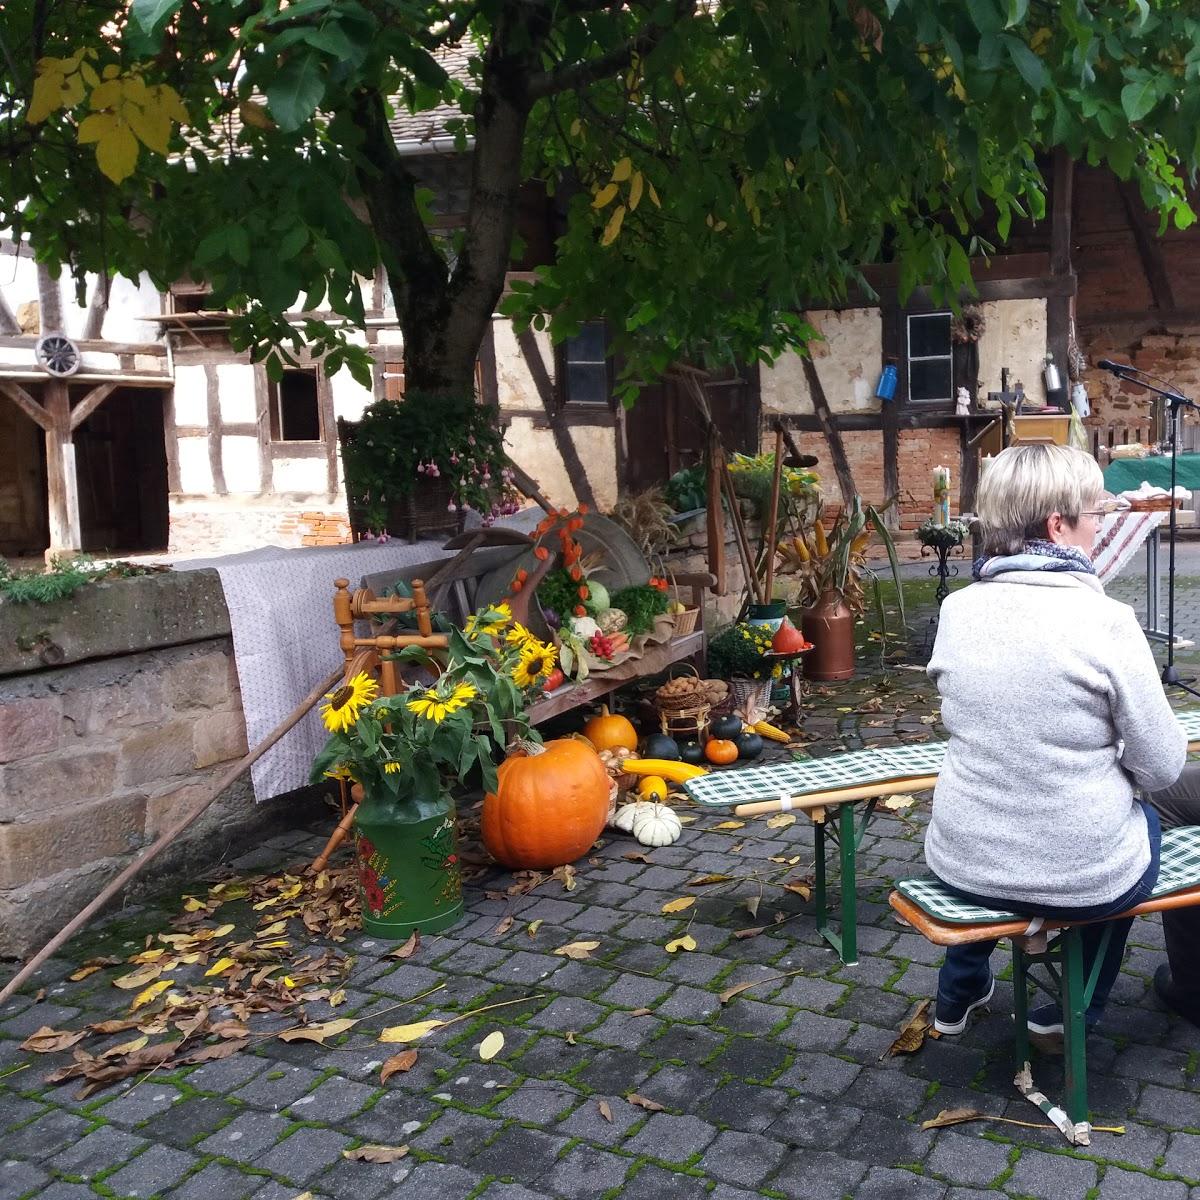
[182,896,206,912]
[647,182,661,208]
[766,813,796,829]
[126,101,172,155]
[527,919,543,939]
[28,70,67,124]
[883,794,916,812]
[113,965,163,990]
[204,957,237,978]
[665,935,697,954]
[378,1019,446,1044]
[278,1018,358,1045]
[673,67,685,86]
[151,84,188,125]
[660,896,695,914]
[592,182,619,209]
[130,980,172,1012]
[782,880,811,900]
[478,1031,504,1061]
[600,205,625,247]
[712,820,745,831]
[612,156,632,182]
[119,74,149,104]
[89,79,123,110]
[628,171,644,211]
[553,940,601,960]
[107,1035,149,1056]
[686,874,732,887]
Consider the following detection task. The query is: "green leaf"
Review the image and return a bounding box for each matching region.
[966,0,1003,35]
[266,52,325,132]
[1004,0,1028,28]
[131,0,180,34]
[1121,78,1159,123]
[1106,139,1135,180]
[1002,35,1045,93]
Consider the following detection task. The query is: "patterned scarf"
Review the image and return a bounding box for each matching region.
[973,538,1096,582]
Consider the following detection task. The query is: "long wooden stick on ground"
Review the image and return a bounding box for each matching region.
[0,665,344,1008]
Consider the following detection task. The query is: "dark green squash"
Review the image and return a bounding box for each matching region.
[642,733,681,760]
[734,731,764,761]
[709,713,743,740]
[678,741,706,765]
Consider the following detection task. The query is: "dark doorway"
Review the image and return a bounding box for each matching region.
[74,388,169,554]
[622,365,760,494]
[0,398,49,557]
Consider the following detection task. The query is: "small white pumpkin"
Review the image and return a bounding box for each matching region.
[631,802,683,847]
[597,607,628,634]
[610,801,646,832]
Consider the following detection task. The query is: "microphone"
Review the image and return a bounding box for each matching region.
[1096,359,1134,373]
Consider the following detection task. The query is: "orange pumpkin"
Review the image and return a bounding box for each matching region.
[482,738,611,869]
[582,704,638,753]
[704,738,739,766]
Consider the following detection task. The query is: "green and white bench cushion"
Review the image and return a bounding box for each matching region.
[896,826,1200,925]
[683,708,1200,810]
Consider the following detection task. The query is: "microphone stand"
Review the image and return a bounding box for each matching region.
[1102,364,1200,697]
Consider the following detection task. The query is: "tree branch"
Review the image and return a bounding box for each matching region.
[526,0,697,100]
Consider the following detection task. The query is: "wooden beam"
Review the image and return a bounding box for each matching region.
[0,335,167,354]
[1118,179,1177,312]
[1050,149,1074,277]
[800,351,856,505]
[706,424,726,595]
[69,382,117,431]
[879,303,905,526]
[0,379,52,431]
[36,262,64,334]
[43,380,80,555]
[830,273,1076,311]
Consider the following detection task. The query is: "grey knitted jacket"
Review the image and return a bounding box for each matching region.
[925,570,1187,908]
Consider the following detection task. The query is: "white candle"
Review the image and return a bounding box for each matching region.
[933,466,951,527]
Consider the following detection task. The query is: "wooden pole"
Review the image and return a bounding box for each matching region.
[720,452,764,604]
[733,774,939,817]
[763,426,785,603]
[0,665,343,1008]
[43,380,80,558]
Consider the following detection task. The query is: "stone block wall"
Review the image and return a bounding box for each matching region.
[0,576,328,958]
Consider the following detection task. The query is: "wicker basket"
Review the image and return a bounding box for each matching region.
[730,677,772,722]
[655,665,711,739]
[672,606,701,636]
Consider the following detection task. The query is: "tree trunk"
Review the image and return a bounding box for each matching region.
[36,262,64,334]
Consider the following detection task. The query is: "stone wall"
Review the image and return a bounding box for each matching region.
[0,574,328,958]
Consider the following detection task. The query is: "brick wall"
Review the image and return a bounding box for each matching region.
[0,635,328,958]
[169,502,353,555]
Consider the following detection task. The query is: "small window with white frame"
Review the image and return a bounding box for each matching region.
[561,321,609,407]
[269,368,322,441]
[907,312,953,405]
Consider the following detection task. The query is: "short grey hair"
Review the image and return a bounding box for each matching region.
[977,444,1104,556]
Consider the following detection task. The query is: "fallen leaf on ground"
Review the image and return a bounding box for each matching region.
[628,1008,653,1017]
[380,1050,418,1082]
[342,1144,410,1163]
[882,794,915,812]
[204,957,238,977]
[176,1038,249,1065]
[113,965,162,990]
[627,1093,665,1112]
[19,1026,88,1053]
[712,820,745,831]
[717,981,761,1005]
[665,935,697,954]
[598,1099,613,1122]
[782,880,811,900]
[553,940,600,960]
[733,925,766,939]
[884,999,932,1058]
[478,1031,504,1061]
[278,1018,357,1044]
[87,1019,141,1036]
[378,1019,446,1044]
[921,1107,1126,1135]
[565,1031,577,1045]
[552,864,577,892]
[68,957,121,981]
[766,813,796,829]
[623,852,654,864]
[743,895,761,919]
[389,931,421,960]
[769,855,801,866]
[686,874,732,886]
[661,896,695,914]
[527,919,543,938]
[130,980,173,1013]
[492,915,514,936]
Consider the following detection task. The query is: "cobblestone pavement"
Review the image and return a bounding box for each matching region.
[3,562,1200,1200]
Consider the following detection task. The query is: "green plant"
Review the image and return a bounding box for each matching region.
[708,622,779,680]
[339,393,517,536]
[535,568,581,624]
[665,466,707,514]
[610,584,669,637]
[0,556,165,605]
[728,453,820,523]
[310,604,553,821]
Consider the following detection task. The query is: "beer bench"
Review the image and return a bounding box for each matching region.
[682,710,1200,966]
[890,831,1200,1145]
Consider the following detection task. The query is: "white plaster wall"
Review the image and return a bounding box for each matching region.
[976,298,1048,402]
[217,364,256,424]
[760,308,882,416]
[221,436,260,493]
[493,319,552,409]
[0,247,161,341]
[173,366,209,427]
[177,437,212,494]
[503,418,618,510]
[272,457,328,495]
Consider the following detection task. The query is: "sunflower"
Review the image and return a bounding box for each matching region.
[407,680,478,723]
[320,672,379,733]
[505,621,537,649]
[512,639,557,689]
[383,760,403,774]
[464,602,512,638]
[323,763,356,782]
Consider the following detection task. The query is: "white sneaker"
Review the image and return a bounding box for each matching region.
[933,975,995,1035]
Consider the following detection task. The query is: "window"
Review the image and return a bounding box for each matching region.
[269,369,322,441]
[561,321,609,406]
[169,279,212,314]
[907,312,953,405]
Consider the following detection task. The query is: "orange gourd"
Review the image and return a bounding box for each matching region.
[482,738,611,869]
[582,704,638,753]
[704,738,739,766]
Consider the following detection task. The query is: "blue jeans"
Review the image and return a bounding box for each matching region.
[937,802,1162,1024]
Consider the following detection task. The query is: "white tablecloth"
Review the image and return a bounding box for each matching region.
[1093,510,1166,582]
[175,540,458,799]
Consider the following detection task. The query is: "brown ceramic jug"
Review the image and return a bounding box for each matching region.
[800,588,856,681]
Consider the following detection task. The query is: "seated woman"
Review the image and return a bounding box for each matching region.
[926,443,1188,1036]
